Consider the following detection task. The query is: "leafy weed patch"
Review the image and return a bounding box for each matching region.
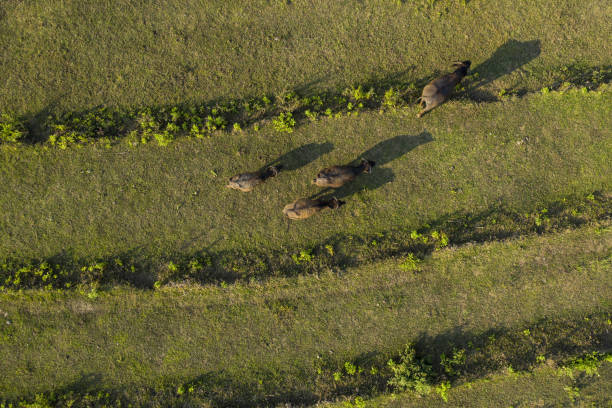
[3,65,609,148]
[313,313,612,404]
[0,113,26,143]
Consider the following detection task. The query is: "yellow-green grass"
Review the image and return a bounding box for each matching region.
[0,224,610,405]
[1,1,611,405]
[327,361,612,408]
[0,89,610,288]
[0,0,610,118]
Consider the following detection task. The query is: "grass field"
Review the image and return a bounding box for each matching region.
[1,225,610,405]
[1,90,610,289]
[1,0,611,406]
[1,0,611,117]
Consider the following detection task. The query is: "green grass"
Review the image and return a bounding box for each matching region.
[0,225,610,405]
[1,0,611,118]
[331,361,612,408]
[1,1,611,406]
[0,90,610,289]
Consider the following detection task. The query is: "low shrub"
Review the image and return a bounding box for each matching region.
[440,348,466,378]
[272,112,296,133]
[0,113,26,143]
[563,351,611,377]
[387,343,433,395]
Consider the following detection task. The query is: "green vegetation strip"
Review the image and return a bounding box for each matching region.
[0,191,609,291]
[332,359,612,408]
[1,73,610,147]
[0,225,610,405]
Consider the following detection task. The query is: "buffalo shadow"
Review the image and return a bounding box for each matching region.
[262,141,333,172]
[468,39,541,99]
[314,131,433,200]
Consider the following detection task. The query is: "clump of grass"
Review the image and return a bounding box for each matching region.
[49,124,89,149]
[333,361,364,382]
[0,261,70,291]
[552,64,612,91]
[340,397,366,408]
[382,87,403,109]
[46,102,234,149]
[153,130,175,147]
[431,230,449,248]
[435,381,451,402]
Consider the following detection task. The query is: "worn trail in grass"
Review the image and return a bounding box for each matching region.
[0,224,610,404]
[1,91,610,285]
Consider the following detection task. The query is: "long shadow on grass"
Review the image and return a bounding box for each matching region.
[1,192,607,290]
[466,39,541,100]
[12,314,609,407]
[327,313,611,404]
[263,141,334,172]
[312,132,433,200]
[52,373,103,397]
[22,98,65,143]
